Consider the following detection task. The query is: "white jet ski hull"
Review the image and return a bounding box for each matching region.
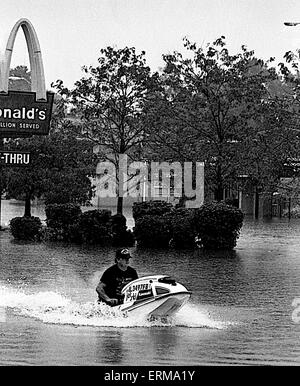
[119,275,191,320]
[122,292,190,319]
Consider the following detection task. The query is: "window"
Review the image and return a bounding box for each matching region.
[155,286,170,295]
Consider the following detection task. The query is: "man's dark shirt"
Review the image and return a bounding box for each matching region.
[99,264,138,303]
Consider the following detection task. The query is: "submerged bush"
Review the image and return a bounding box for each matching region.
[44,203,134,245]
[111,213,135,247]
[132,201,173,221]
[134,214,171,248]
[194,201,244,250]
[41,226,65,241]
[10,216,43,241]
[76,209,113,244]
[169,208,196,248]
[133,201,197,249]
[45,203,82,229]
[44,203,82,241]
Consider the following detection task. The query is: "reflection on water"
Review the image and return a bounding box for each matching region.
[0,201,300,365]
[97,330,124,364]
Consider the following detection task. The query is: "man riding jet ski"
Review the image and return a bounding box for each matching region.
[96,248,138,306]
[96,249,191,320]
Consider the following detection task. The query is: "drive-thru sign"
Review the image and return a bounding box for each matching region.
[0,151,30,166]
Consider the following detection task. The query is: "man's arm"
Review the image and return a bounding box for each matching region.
[96,281,118,306]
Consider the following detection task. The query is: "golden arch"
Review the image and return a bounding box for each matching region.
[0,18,46,100]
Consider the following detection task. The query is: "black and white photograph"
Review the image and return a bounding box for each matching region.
[0,0,299,370]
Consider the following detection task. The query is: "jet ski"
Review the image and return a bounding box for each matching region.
[118,275,191,321]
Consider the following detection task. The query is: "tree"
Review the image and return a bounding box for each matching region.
[5,121,96,217]
[236,51,300,216]
[52,46,158,214]
[145,37,280,202]
[9,65,31,92]
[239,87,299,214]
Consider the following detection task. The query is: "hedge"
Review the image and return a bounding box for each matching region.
[132,201,173,221]
[169,208,196,248]
[111,213,135,247]
[194,201,244,250]
[76,209,113,244]
[10,216,43,241]
[133,214,171,248]
[45,203,82,230]
[44,204,133,245]
[133,200,244,250]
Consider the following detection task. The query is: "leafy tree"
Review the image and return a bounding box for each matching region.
[9,65,31,81]
[239,90,299,216]
[52,46,158,214]
[5,121,96,216]
[145,37,280,203]
[9,65,31,91]
[237,51,300,215]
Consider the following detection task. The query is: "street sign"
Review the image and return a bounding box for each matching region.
[0,90,54,137]
[0,150,30,166]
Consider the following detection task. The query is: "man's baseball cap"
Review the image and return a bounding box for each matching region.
[116,248,131,259]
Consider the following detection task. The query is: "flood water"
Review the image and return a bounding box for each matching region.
[0,200,299,366]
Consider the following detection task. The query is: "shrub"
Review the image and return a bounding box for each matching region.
[169,208,196,248]
[10,216,43,241]
[133,201,197,249]
[194,201,244,250]
[41,227,65,241]
[111,213,135,247]
[76,209,113,244]
[132,201,173,221]
[44,203,82,241]
[45,203,82,229]
[134,214,171,248]
[43,205,134,245]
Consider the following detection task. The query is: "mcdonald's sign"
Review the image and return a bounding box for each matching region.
[0,19,54,137]
[0,91,53,136]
